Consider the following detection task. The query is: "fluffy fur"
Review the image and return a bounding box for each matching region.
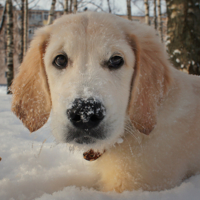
[11,12,200,192]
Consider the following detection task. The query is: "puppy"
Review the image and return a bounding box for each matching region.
[11,12,200,192]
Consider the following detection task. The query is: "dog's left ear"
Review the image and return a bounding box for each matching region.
[11,27,52,132]
[126,24,172,135]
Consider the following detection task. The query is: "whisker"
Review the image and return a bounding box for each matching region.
[124,117,144,155]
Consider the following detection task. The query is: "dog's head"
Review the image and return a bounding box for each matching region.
[12,12,171,152]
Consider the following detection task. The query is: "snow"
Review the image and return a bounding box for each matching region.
[1,85,200,200]
[117,138,124,144]
[173,49,181,55]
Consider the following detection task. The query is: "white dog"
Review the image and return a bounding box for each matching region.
[11,12,200,192]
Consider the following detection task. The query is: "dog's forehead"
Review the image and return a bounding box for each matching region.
[49,13,126,55]
[53,12,124,37]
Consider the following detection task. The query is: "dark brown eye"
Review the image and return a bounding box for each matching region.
[53,54,68,69]
[108,56,124,69]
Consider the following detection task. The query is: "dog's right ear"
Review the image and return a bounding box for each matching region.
[11,27,52,132]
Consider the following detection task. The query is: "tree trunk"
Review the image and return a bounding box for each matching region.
[166,0,200,75]
[107,0,112,13]
[23,0,28,56]
[154,0,157,29]
[19,0,24,63]
[157,0,163,42]
[64,0,68,14]
[0,1,7,34]
[126,0,132,20]
[48,0,57,25]
[6,0,14,94]
[144,0,150,25]
[4,27,7,67]
[69,0,73,13]
[74,0,77,13]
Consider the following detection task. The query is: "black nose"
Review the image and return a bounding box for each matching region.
[67,98,106,130]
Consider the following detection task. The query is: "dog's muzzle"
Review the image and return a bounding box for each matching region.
[66,98,106,144]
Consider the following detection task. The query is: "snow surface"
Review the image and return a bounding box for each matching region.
[1,86,200,200]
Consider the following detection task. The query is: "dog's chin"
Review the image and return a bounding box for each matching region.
[58,122,125,153]
[66,133,124,155]
[74,136,96,144]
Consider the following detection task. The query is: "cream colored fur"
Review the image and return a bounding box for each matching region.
[11,12,200,192]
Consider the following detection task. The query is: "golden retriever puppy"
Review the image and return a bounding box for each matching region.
[11,12,200,192]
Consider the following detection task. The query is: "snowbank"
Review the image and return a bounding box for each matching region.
[0,86,6,94]
[1,91,200,200]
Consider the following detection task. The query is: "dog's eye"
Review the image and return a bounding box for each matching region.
[108,56,124,69]
[53,54,68,69]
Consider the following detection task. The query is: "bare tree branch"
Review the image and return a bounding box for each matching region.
[58,0,65,9]
[86,1,106,12]
[29,0,40,9]
[131,0,145,14]
[13,0,21,9]
[13,0,39,9]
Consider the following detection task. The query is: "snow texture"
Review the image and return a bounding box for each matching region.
[173,49,181,55]
[1,86,200,200]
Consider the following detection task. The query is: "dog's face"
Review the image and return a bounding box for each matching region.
[11,12,171,152]
[44,14,134,150]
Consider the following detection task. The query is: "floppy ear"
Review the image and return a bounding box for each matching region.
[127,24,172,135]
[11,27,52,132]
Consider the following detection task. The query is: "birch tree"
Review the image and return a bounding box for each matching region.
[0,2,6,34]
[144,0,150,25]
[48,0,57,25]
[153,0,157,29]
[157,0,163,42]
[74,0,77,13]
[19,0,24,63]
[127,0,132,20]
[69,0,73,13]
[6,0,14,94]
[107,0,112,13]
[166,0,200,75]
[64,0,68,14]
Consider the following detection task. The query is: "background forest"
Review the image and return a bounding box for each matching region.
[0,0,200,93]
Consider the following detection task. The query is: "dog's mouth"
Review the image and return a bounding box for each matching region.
[74,136,96,144]
[83,149,105,161]
[66,126,107,144]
